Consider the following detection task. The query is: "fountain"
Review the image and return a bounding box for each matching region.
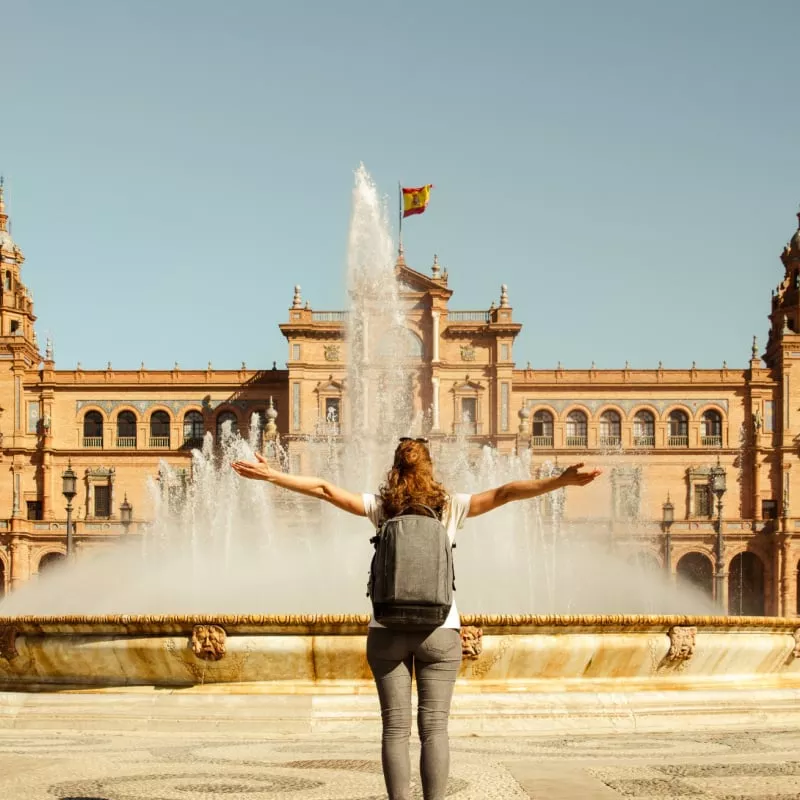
[0,166,798,735]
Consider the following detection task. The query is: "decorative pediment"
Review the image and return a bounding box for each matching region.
[314,377,344,394]
[452,379,484,393]
[395,264,452,296]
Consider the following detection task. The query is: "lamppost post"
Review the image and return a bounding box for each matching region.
[61,462,78,559]
[709,458,727,611]
[661,493,674,578]
[120,495,133,535]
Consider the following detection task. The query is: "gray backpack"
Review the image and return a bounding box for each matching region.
[367,503,455,630]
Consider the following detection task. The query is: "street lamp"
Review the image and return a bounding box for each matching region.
[120,495,133,535]
[61,462,77,558]
[662,493,674,577]
[709,458,727,609]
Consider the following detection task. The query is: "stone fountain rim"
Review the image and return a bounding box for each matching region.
[0,613,797,636]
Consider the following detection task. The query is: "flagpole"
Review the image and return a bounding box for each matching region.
[397,181,403,257]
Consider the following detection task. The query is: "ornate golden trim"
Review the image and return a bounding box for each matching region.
[0,613,797,634]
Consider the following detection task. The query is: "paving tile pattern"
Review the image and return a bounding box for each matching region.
[0,729,799,798]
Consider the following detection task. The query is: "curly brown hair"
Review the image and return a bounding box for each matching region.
[378,439,448,519]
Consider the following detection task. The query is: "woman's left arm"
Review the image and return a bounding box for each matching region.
[468,463,601,518]
[232,453,366,516]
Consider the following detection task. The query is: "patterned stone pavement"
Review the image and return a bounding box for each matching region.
[1,727,800,799]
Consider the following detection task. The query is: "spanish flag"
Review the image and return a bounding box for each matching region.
[402,184,432,218]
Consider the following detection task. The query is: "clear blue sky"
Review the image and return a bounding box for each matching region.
[1,1,798,370]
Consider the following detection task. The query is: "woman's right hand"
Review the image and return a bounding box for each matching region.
[232,452,279,483]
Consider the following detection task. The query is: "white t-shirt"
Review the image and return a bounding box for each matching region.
[362,492,471,629]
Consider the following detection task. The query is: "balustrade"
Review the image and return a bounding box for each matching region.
[448,311,491,323]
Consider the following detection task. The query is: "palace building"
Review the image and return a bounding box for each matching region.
[0,184,799,618]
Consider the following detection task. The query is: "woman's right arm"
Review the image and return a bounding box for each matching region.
[467,463,600,518]
[232,453,366,516]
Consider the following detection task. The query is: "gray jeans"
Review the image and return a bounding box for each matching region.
[366,626,462,800]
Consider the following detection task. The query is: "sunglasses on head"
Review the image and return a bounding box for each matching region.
[399,437,429,445]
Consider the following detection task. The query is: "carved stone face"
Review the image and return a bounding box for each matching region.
[190,624,226,661]
[460,625,483,658]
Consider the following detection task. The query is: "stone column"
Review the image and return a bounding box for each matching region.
[773,534,784,616]
[8,539,29,590]
[715,566,729,613]
[431,312,440,362]
[780,536,791,617]
[431,377,440,431]
[714,522,728,613]
[42,450,52,519]
[109,470,116,518]
[790,551,799,617]
[361,378,369,431]
[753,448,761,521]
[11,465,21,519]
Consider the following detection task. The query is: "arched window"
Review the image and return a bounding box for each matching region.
[676,552,713,600]
[183,410,204,447]
[701,410,722,447]
[116,411,137,448]
[599,410,621,447]
[376,327,424,360]
[4,271,11,291]
[565,410,587,448]
[729,552,765,616]
[216,410,239,441]
[38,552,66,574]
[633,410,655,447]
[83,410,104,448]
[150,411,171,448]
[668,410,689,447]
[532,410,553,447]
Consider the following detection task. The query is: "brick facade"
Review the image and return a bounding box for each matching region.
[0,186,798,617]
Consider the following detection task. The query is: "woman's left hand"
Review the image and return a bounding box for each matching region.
[232,452,279,483]
[559,463,602,487]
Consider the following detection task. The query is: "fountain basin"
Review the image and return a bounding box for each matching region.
[0,614,798,735]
